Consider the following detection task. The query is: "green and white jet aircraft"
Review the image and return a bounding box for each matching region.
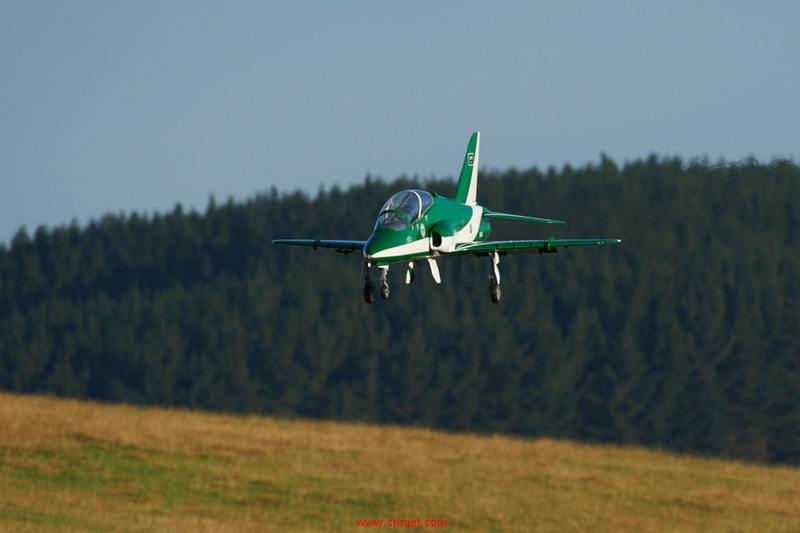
[273,132,620,304]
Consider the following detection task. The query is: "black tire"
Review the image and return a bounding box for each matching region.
[364,283,376,304]
[381,284,389,299]
[490,282,501,304]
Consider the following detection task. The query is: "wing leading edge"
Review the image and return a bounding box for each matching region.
[456,238,621,255]
[272,239,366,254]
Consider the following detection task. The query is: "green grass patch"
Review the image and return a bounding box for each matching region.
[0,504,111,532]
[1,442,401,531]
[3,393,800,532]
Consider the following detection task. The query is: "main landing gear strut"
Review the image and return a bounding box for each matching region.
[380,267,389,299]
[489,252,501,304]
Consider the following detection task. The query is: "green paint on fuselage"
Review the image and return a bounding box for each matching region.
[364,193,492,264]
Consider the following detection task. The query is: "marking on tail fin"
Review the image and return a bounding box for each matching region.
[453,132,480,205]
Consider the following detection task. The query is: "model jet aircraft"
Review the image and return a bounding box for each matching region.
[273,132,620,304]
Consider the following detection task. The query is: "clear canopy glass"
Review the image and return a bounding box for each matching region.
[375,190,433,230]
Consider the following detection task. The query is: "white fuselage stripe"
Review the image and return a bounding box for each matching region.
[370,238,430,260]
[372,206,483,261]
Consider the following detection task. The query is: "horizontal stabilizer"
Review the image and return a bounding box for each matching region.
[484,211,566,225]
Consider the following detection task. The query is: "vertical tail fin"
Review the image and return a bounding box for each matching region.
[452,132,480,205]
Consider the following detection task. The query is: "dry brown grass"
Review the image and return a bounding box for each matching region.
[1,392,799,532]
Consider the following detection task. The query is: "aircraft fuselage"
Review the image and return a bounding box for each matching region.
[363,192,491,265]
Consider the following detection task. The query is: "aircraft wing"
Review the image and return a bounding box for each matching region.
[455,238,621,255]
[272,239,366,254]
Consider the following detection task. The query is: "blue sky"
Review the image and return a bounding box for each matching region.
[2,1,798,244]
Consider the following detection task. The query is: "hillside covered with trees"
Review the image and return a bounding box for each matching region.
[1,156,799,464]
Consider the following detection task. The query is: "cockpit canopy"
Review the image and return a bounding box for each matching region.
[375,189,433,230]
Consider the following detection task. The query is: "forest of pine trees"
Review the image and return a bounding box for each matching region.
[1,156,799,464]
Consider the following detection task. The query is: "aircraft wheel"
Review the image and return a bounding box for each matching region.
[364,282,376,304]
[490,282,501,304]
[381,283,389,300]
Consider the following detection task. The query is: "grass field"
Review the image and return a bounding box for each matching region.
[1,393,799,532]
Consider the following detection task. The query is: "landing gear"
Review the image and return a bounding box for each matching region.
[363,261,375,304]
[363,262,389,304]
[364,281,376,304]
[489,252,501,304]
[489,280,501,304]
[405,260,416,284]
[379,266,389,299]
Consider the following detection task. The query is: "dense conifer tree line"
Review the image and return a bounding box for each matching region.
[1,156,799,464]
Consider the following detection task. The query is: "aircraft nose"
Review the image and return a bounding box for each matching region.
[364,229,397,261]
